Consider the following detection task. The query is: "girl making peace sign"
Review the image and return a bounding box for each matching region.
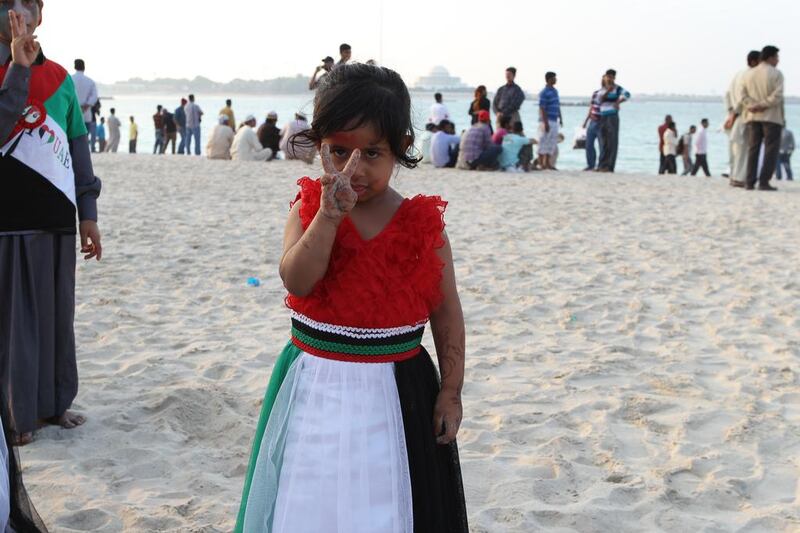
[236,64,468,532]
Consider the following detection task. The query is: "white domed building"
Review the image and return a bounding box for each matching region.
[412,66,470,91]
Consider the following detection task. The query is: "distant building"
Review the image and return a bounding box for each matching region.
[413,66,470,91]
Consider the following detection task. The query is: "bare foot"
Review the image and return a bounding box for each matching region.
[46,410,86,429]
[12,432,33,446]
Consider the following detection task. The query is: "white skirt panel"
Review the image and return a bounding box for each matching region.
[245,352,413,533]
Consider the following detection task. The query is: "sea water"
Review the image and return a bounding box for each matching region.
[102,93,799,176]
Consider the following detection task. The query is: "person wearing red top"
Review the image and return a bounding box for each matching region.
[236,64,468,533]
[658,114,673,174]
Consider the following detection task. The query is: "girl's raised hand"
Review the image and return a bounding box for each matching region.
[8,10,39,68]
[319,143,360,220]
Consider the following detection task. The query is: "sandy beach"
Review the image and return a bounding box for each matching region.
[19,154,800,532]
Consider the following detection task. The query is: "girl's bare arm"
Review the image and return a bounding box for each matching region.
[430,231,466,444]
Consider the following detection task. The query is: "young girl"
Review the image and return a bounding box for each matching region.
[236,64,468,532]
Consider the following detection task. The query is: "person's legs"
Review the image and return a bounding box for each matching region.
[473,144,503,169]
[785,153,793,180]
[193,126,202,155]
[608,114,620,171]
[701,154,711,178]
[666,155,676,174]
[758,123,782,187]
[745,122,765,188]
[446,144,459,168]
[681,155,691,175]
[599,114,619,171]
[185,127,194,155]
[693,154,710,176]
[178,127,186,154]
[659,153,666,174]
[517,144,533,171]
[585,120,599,169]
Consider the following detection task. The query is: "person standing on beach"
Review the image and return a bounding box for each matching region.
[582,77,605,170]
[429,92,449,125]
[257,110,281,160]
[657,114,673,174]
[596,69,630,173]
[71,58,98,152]
[776,126,793,180]
[105,107,121,152]
[162,107,177,154]
[219,99,236,132]
[128,116,137,153]
[309,56,334,90]
[537,71,561,171]
[184,93,203,155]
[741,45,784,191]
[469,85,491,125]
[174,97,187,154]
[97,116,106,152]
[334,43,351,69]
[152,104,165,154]
[679,125,696,175]
[690,118,711,176]
[724,50,761,188]
[1,2,102,447]
[662,121,678,174]
[493,67,524,125]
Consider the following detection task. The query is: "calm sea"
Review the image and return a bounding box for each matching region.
[101,93,799,175]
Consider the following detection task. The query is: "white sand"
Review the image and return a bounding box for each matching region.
[20,154,800,532]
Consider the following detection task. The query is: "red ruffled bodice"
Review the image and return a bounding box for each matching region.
[285,177,446,328]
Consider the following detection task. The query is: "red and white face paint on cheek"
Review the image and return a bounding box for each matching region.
[321,125,396,204]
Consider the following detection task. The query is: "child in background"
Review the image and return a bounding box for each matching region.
[97,116,106,152]
[236,63,468,533]
[128,115,137,153]
[492,113,511,145]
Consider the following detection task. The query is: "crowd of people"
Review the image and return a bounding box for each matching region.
[417,67,596,172]
[654,45,791,188]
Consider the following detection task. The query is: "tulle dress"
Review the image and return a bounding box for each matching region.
[235,178,468,533]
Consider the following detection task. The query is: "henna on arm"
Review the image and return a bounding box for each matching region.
[430,231,466,443]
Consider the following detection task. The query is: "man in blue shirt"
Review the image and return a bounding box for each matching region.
[538,71,561,170]
[597,69,631,172]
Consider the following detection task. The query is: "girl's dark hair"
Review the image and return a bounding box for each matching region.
[292,63,420,169]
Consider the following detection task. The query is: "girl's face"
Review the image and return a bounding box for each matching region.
[321,123,396,203]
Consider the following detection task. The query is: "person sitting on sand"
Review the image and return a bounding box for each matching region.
[231,114,272,161]
[499,121,534,172]
[419,121,437,164]
[206,114,234,160]
[1,2,101,446]
[256,111,280,161]
[492,114,512,145]
[430,119,461,168]
[456,110,502,170]
[280,112,315,163]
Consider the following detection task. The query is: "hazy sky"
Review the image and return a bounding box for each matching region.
[37,0,798,96]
